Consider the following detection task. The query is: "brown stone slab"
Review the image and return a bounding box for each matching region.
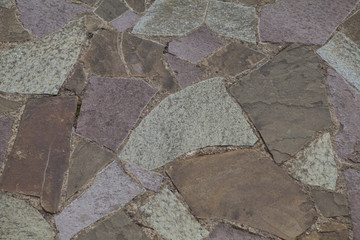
[0,8,30,42]
[125,0,145,13]
[0,97,77,213]
[342,10,360,45]
[167,149,316,239]
[64,63,87,95]
[0,97,21,115]
[311,190,348,217]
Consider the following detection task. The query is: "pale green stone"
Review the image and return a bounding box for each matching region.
[0,0,13,8]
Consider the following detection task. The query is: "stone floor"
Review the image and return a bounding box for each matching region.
[0,0,360,239]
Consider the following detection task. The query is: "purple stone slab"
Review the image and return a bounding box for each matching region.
[168,26,224,63]
[208,223,270,240]
[76,77,157,151]
[0,118,13,169]
[111,10,140,32]
[344,169,360,239]
[327,69,360,163]
[125,163,163,192]
[55,161,144,240]
[259,0,359,45]
[17,0,90,38]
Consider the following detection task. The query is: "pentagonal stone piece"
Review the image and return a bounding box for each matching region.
[342,10,360,45]
[0,118,13,169]
[208,223,270,240]
[311,190,349,217]
[119,77,258,170]
[0,8,30,42]
[344,169,360,239]
[95,0,128,22]
[110,10,140,32]
[125,163,163,192]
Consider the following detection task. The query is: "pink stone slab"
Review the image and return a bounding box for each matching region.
[76,77,157,151]
[125,163,163,192]
[111,10,140,32]
[0,118,13,169]
[344,169,360,239]
[259,0,359,45]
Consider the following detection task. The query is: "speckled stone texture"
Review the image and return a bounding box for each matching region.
[0,97,20,114]
[206,1,257,43]
[168,26,224,63]
[125,163,163,192]
[94,0,128,22]
[140,189,209,240]
[55,161,144,240]
[0,20,86,95]
[0,118,13,169]
[317,32,360,91]
[132,0,208,36]
[311,190,348,217]
[208,223,270,240]
[259,0,359,45]
[0,194,55,240]
[0,8,30,42]
[17,0,89,38]
[76,77,157,151]
[119,78,258,170]
[344,169,360,239]
[110,10,140,32]
[342,10,360,45]
[0,0,13,8]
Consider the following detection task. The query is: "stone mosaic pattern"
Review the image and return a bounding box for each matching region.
[125,163,163,192]
[110,10,140,33]
[0,118,13,169]
[208,223,270,240]
[344,169,360,239]
[0,8,30,42]
[311,190,348,217]
[95,0,128,22]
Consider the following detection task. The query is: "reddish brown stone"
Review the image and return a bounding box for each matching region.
[0,97,77,213]
[64,63,87,95]
[126,0,145,13]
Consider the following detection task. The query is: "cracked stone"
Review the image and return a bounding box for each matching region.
[230,45,332,163]
[110,10,140,32]
[0,118,13,169]
[167,149,316,239]
[311,190,348,217]
[0,8,30,42]
[125,163,163,192]
[119,77,258,170]
[344,169,360,239]
[208,223,270,240]
[64,63,87,95]
[125,0,145,13]
[342,10,360,45]
[0,97,21,115]
[0,0,12,8]
[95,0,128,22]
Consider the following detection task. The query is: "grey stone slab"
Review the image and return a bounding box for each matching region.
[55,161,144,240]
[208,223,270,240]
[125,163,163,192]
[0,0,13,8]
[140,189,209,240]
[95,0,128,22]
[110,10,140,32]
[0,20,86,95]
[311,190,349,218]
[0,118,12,169]
[0,97,21,115]
[132,0,208,36]
[119,77,258,170]
[344,169,360,239]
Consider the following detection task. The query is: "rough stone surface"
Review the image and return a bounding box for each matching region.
[140,189,209,240]
[327,69,360,163]
[168,26,224,63]
[55,161,144,240]
[0,194,55,240]
[0,97,21,115]
[301,222,349,240]
[76,77,157,151]
[0,0,12,8]
[0,97,77,213]
[85,14,105,31]
[77,0,99,6]
[230,45,332,163]
[311,190,348,217]
[0,8,30,42]
[342,10,360,45]
[317,32,360,91]
[126,0,145,13]
[17,0,89,38]
[119,78,258,170]
[287,133,338,190]
[208,223,270,239]
[110,10,140,32]
[344,169,360,240]
[132,0,208,36]
[125,163,163,192]
[206,1,257,43]
[233,0,274,5]
[64,63,87,95]
[259,0,359,45]
[167,150,316,239]
[94,0,128,22]
[67,137,115,199]
[203,42,265,76]
[0,20,86,95]
[0,118,13,169]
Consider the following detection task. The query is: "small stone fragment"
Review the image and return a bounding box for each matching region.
[110,10,140,32]
[140,189,209,240]
[125,163,163,192]
[95,0,128,22]
[208,223,270,240]
[344,169,360,239]
[125,0,145,13]
[342,10,360,45]
[0,194,55,240]
[0,8,30,42]
[301,222,350,240]
[0,97,21,115]
[311,190,348,217]
[55,161,144,240]
[0,118,13,169]
[64,63,87,95]
[0,0,13,8]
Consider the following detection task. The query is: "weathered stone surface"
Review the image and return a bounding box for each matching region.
[95,0,128,22]
[301,222,349,240]
[0,97,21,115]
[0,97,77,213]
[205,1,257,43]
[17,0,89,38]
[0,118,13,169]
[125,163,163,192]
[64,63,87,95]
[119,78,258,170]
[75,210,150,240]
[77,0,99,6]
[0,20,86,95]
[233,0,273,6]
[208,223,270,240]
[168,26,224,63]
[76,77,157,151]
[342,10,360,45]
[167,150,316,239]
[110,10,140,32]
[140,189,209,240]
[0,0,13,8]
[311,190,348,217]
[132,0,208,36]
[83,29,127,77]
[0,194,55,240]
[85,14,105,32]
[55,161,144,240]
[327,69,360,163]
[165,53,204,89]
[0,8,30,42]
[230,45,332,163]
[287,133,338,190]
[344,169,360,239]
[317,32,360,91]
[259,0,359,45]
[126,0,145,13]
[203,42,265,76]
[67,137,115,199]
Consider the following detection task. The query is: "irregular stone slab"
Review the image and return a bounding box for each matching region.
[110,10,140,32]
[67,137,115,199]
[0,20,86,95]
[132,0,208,36]
[0,97,21,115]
[168,26,224,63]
[259,0,359,45]
[0,97,77,213]
[344,169,360,239]
[55,161,144,240]
[0,8,30,42]
[342,10,360,45]
[17,0,89,38]
[126,0,145,13]
[0,194,55,240]
[119,78,258,170]
[75,210,150,240]
[0,0,13,8]
[311,190,348,217]
[64,63,87,95]
[85,14,105,32]
[203,42,265,76]
[125,163,163,192]
[317,32,360,91]
[301,222,349,240]
[167,150,316,239]
[165,53,204,89]
[205,1,257,43]
[327,69,360,163]
[230,45,332,163]
[95,0,128,22]
[208,223,270,240]
[0,118,13,169]
[287,133,338,190]
[77,77,157,151]
[140,189,209,240]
